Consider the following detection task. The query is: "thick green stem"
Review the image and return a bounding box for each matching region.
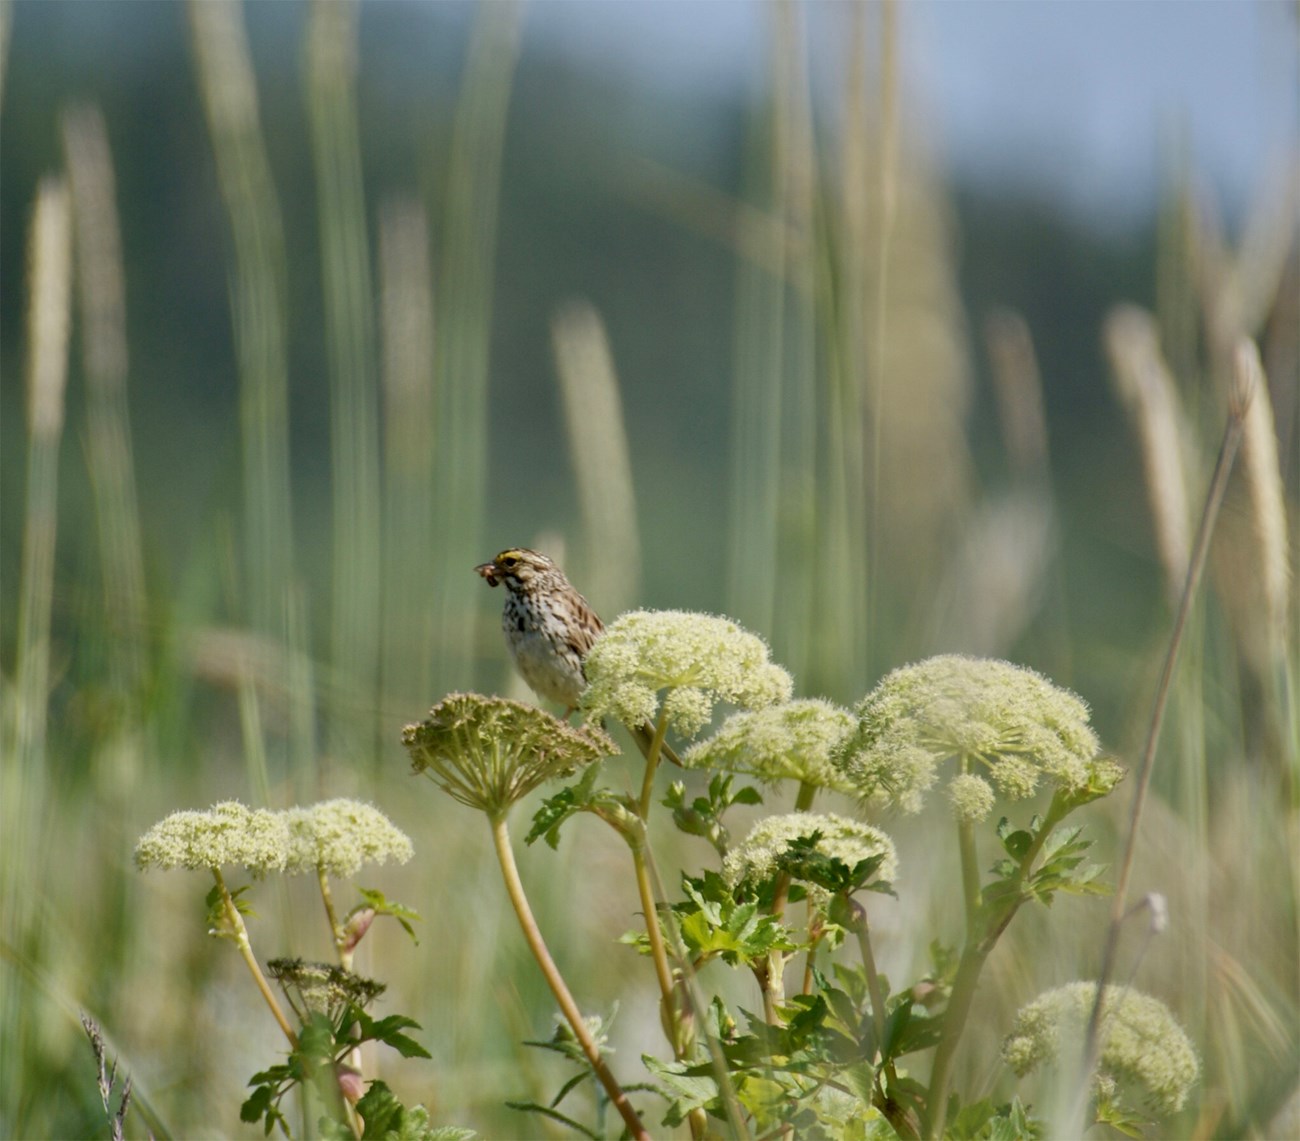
[318,864,363,1137]
[851,903,888,1059]
[926,803,1069,1139]
[793,781,817,812]
[212,869,297,1048]
[488,814,649,1141]
[637,708,669,817]
[956,818,981,937]
[923,940,990,1140]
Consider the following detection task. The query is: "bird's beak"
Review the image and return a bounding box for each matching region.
[474,561,500,587]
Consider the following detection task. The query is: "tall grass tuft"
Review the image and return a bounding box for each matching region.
[2,176,74,1134]
[62,104,150,790]
[379,195,437,714]
[188,0,296,653]
[551,300,642,616]
[1104,305,1193,606]
[430,0,521,695]
[306,0,384,763]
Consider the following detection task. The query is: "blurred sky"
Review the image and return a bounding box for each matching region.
[12,1,1295,226]
[529,0,1299,224]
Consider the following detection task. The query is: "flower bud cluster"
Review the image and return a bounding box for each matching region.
[135,799,413,877]
[723,812,898,900]
[1002,981,1199,1116]
[582,610,793,736]
[838,654,1102,819]
[684,699,856,792]
[403,692,615,816]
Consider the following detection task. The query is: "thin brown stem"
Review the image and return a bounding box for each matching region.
[488,813,650,1141]
[631,838,681,1051]
[1079,382,1249,1124]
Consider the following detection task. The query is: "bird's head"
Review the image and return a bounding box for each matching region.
[474,548,556,591]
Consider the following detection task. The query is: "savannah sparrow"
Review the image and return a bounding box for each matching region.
[475,548,604,715]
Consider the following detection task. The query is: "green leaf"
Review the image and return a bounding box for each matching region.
[240,1083,274,1124]
[642,1054,718,1109]
[356,888,422,942]
[357,1081,474,1140]
[503,1101,601,1139]
[1094,1092,1152,1138]
[358,1012,433,1060]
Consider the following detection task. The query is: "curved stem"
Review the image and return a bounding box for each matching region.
[317,866,351,969]
[642,841,752,1141]
[212,869,297,1048]
[923,941,989,1140]
[851,902,888,1059]
[638,709,669,817]
[488,814,650,1141]
[631,838,681,1052]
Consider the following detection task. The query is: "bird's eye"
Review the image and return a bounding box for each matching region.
[501,555,518,568]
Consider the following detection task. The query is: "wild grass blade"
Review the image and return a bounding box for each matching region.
[1104,305,1194,605]
[188,0,295,643]
[379,196,437,714]
[431,0,521,694]
[551,300,641,616]
[306,0,383,761]
[62,104,150,755]
[2,176,73,1134]
[767,0,817,683]
[1081,354,1253,1126]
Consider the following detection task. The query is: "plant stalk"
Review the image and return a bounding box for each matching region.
[212,869,297,1048]
[1079,377,1249,1123]
[488,814,650,1141]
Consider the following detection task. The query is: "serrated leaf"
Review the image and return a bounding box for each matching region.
[641,1055,718,1109]
[1000,830,1033,860]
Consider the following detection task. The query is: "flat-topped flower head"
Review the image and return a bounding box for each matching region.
[723,812,897,901]
[267,957,387,1024]
[837,654,1101,817]
[135,801,291,877]
[581,609,793,737]
[1002,981,1199,1118]
[683,699,856,792]
[283,799,414,878]
[403,693,615,817]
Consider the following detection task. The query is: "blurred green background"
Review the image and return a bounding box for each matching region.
[2,1,1296,1137]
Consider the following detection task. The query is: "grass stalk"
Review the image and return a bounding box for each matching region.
[1103,305,1193,605]
[2,177,73,1125]
[62,104,149,737]
[306,0,383,762]
[770,0,818,685]
[552,301,642,615]
[487,814,650,1141]
[431,0,521,693]
[379,196,436,714]
[1079,362,1252,1125]
[188,0,295,642]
